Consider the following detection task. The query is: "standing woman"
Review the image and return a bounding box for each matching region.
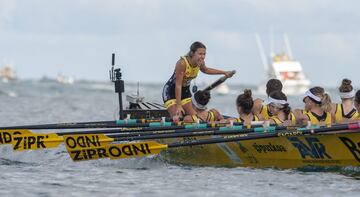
[331,79,359,123]
[162,41,234,119]
[301,86,333,126]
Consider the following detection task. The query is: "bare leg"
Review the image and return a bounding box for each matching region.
[167,102,196,119]
[166,105,178,118]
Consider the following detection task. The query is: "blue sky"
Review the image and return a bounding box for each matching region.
[0,0,359,87]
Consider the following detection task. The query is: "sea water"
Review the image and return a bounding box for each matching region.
[0,81,359,197]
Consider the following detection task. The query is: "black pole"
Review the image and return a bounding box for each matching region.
[110,53,125,120]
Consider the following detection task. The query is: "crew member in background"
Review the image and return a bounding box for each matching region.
[331,78,359,123]
[300,86,333,126]
[252,78,283,119]
[162,41,234,120]
[266,91,296,126]
[232,89,263,126]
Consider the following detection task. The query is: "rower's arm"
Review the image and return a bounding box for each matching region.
[175,60,186,106]
[200,65,226,75]
[292,109,306,125]
[330,103,337,119]
[213,109,224,121]
[252,98,263,115]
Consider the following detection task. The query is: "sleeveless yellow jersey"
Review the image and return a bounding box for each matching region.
[335,103,359,123]
[181,56,200,87]
[269,112,296,125]
[260,105,272,120]
[234,114,260,123]
[305,111,332,125]
[234,114,259,128]
[190,109,218,122]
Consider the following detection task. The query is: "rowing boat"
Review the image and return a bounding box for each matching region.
[160,129,360,169]
[2,55,359,170]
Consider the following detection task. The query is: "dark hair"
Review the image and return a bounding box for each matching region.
[339,78,353,93]
[188,41,206,57]
[309,86,332,112]
[194,90,211,106]
[356,90,360,104]
[266,79,283,96]
[269,91,291,120]
[236,89,253,114]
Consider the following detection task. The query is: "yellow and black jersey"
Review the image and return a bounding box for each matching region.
[305,111,332,125]
[269,112,297,125]
[189,109,218,122]
[162,56,201,108]
[234,114,260,123]
[181,56,201,87]
[260,105,272,120]
[335,103,359,123]
[165,56,200,87]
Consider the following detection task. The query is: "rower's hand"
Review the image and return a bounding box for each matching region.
[175,105,185,117]
[224,70,235,78]
[172,115,180,123]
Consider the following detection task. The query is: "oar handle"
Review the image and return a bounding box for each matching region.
[110,126,288,141]
[202,70,236,92]
[0,117,173,130]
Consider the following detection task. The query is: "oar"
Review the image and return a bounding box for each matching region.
[0,118,248,130]
[202,70,236,92]
[108,125,291,141]
[0,118,175,130]
[0,121,252,146]
[65,122,360,161]
[9,123,273,151]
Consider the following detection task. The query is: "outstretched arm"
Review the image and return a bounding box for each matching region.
[200,65,235,78]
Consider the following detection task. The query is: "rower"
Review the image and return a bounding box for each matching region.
[162,41,234,121]
[232,89,263,127]
[183,90,223,123]
[253,78,283,119]
[331,78,359,123]
[265,91,296,126]
[301,86,333,126]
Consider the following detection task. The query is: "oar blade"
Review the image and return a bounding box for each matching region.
[65,141,167,162]
[107,141,166,160]
[12,131,63,151]
[64,134,115,161]
[67,146,110,162]
[63,134,114,149]
[0,130,28,145]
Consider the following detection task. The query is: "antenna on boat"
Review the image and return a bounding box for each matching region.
[283,33,294,60]
[109,53,125,120]
[270,27,275,58]
[255,33,269,73]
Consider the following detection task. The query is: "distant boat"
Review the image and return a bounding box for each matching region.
[256,33,311,95]
[56,74,75,84]
[0,65,17,83]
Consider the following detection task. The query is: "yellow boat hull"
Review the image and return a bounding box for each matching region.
[161,131,360,169]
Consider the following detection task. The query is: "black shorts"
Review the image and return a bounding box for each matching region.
[162,83,192,109]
